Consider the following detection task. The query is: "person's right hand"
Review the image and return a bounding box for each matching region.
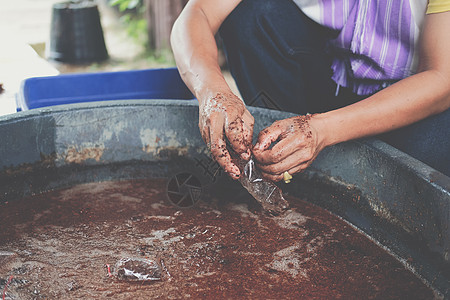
[199,92,254,179]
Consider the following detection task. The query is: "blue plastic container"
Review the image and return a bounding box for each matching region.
[16,68,194,111]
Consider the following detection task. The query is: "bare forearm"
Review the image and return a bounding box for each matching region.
[170,0,252,179]
[170,4,235,103]
[315,11,450,148]
[315,70,450,147]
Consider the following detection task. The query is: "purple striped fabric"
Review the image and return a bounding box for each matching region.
[295,0,424,95]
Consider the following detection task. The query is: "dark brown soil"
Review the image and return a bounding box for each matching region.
[0,179,434,299]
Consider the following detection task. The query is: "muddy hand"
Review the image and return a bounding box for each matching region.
[199,92,254,179]
[252,114,324,182]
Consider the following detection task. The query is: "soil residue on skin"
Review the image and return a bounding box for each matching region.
[280,114,313,140]
[256,114,314,152]
[200,92,249,151]
[0,179,434,299]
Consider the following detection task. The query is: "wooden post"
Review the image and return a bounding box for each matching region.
[145,0,188,51]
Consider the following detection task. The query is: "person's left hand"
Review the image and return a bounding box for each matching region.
[252,115,325,182]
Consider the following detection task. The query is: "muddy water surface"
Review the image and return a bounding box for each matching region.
[0,179,434,299]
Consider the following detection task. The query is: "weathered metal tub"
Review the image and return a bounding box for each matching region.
[0,100,449,297]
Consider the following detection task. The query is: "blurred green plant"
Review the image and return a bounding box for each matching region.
[108,0,148,48]
[108,0,175,65]
[109,0,141,12]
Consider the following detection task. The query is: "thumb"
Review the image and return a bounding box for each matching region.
[253,125,283,152]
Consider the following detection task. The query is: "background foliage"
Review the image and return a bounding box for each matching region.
[108,0,148,49]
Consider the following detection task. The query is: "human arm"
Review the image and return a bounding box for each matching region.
[253,11,450,181]
[170,0,253,179]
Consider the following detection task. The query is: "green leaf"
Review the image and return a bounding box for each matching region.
[127,0,140,9]
[109,0,123,6]
[119,1,130,11]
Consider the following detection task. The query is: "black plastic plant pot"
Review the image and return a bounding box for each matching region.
[47,1,109,64]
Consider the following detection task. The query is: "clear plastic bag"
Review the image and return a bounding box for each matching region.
[237,158,289,215]
[115,258,161,281]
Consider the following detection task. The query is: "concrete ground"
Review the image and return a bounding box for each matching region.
[0,0,239,116]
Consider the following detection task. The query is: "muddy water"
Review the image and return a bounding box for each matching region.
[0,179,434,299]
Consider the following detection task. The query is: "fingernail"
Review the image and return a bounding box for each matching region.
[240,151,250,160]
